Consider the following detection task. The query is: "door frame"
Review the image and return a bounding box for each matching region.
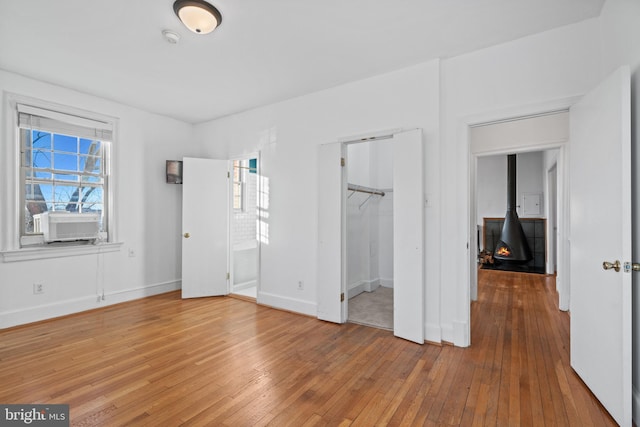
[228,152,261,300]
[464,96,580,345]
[546,163,558,276]
[318,127,425,342]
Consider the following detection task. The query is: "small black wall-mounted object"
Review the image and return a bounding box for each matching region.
[166,160,183,184]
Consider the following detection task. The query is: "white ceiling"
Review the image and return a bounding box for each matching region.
[0,0,604,124]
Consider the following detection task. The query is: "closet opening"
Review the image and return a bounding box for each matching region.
[230,156,259,301]
[345,139,394,330]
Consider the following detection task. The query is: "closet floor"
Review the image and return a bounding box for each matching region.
[348,286,393,330]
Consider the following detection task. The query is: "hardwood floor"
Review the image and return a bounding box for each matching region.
[0,271,617,426]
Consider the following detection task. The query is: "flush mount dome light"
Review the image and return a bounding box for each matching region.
[173,0,222,34]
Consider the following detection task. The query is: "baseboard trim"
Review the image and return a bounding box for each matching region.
[257,291,316,318]
[233,280,257,291]
[379,278,393,288]
[347,279,381,299]
[0,280,181,329]
[441,323,454,343]
[425,322,442,344]
[453,320,470,347]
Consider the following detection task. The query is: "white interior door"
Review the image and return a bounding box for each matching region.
[569,66,631,426]
[182,157,229,298]
[317,142,346,322]
[393,128,425,344]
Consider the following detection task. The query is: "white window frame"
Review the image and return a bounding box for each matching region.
[0,94,121,261]
[232,159,247,212]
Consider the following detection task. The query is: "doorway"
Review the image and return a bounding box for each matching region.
[230,156,259,300]
[318,128,425,343]
[469,111,569,308]
[345,138,394,330]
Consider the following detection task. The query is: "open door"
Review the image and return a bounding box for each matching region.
[182,157,230,298]
[317,142,346,323]
[393,128,425,344]
[569,66,631,426]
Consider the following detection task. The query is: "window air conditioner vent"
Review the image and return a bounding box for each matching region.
[33,212,100,242]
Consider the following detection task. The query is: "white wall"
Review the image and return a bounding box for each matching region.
[0,70,199,328]
[194,60,441,332]
[598,0,640,420]
[346,139,394,296]
[476,152,545,232]
[476,152,545,252]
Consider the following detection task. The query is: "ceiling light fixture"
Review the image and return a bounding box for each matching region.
[173,0,222,35]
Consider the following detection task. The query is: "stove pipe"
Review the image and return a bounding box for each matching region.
[493,154,533,262]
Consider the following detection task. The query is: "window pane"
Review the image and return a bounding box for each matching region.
[52,202,71,211]
[64,203,80,213]
[53,185,78,204]
[79,156,101,174]
[37,184,53,202]
[82,186,103,205]
[53,134,77,152]
[32,131,51,150]
[79,139,99,154]
[81,202,103,215]
[25,184,39,201]
[53,153,78,172]
[31,150,51,169]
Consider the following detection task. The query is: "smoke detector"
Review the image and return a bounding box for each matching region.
[162,30,181,44]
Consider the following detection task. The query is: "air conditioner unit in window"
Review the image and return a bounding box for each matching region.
[33,212,100,242]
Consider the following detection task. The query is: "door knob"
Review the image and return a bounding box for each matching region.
[603,260,621,272]
[183,232,190,238]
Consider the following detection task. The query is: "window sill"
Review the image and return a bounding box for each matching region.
[1,241,123,262]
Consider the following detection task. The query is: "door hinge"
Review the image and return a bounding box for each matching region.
[226,272,230,280]
[340,292,345,302]
[227,171,230,178]
[340,157,345,167]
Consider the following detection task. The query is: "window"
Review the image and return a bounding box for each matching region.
[17,103,113,247]
[232,159,257,211]
[232,160,245,211]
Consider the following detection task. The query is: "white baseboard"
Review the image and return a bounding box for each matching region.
[425,323,442,344]
[633,385,639,426]
[233,280,257,291]
[257,291,317,318]
[0,280,181,329]
[379,278,393,288]
[440,321,469,346]
[441,323,454,343]
[453,320,470,347]
[347,279,381,299]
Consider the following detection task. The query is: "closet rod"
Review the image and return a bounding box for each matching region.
[347,184,385,197]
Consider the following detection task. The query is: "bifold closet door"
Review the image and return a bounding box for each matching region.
[393,129,425,344]
[317,142,346,323]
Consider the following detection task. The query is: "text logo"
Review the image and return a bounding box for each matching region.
[1,404,69,426]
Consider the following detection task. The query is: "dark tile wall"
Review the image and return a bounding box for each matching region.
[482,217,546,270]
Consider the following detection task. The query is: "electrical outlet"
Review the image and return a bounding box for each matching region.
[128,248,136,257]
[297,280,304,290]
[33,283,44,294]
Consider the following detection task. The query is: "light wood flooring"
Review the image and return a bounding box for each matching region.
[0,271,617,426]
